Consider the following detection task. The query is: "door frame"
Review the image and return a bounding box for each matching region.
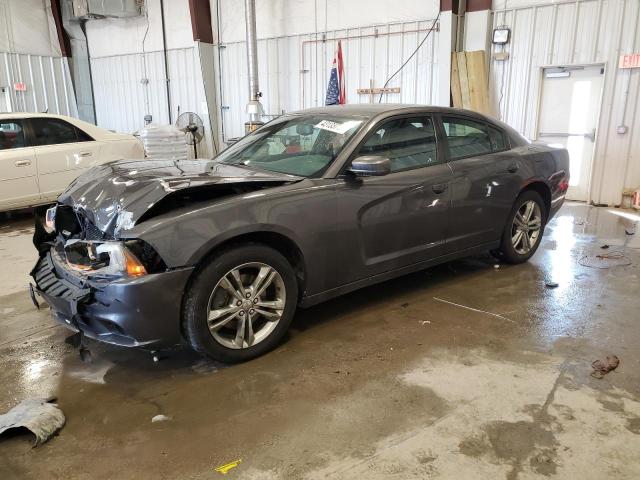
[532,62,607,204]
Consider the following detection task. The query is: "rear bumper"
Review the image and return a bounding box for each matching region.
[31,252,193,348]
[549,193,565,221]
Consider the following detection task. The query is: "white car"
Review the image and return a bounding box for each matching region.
[0,113,144,212]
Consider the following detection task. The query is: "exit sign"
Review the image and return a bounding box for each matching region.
[619,53,640,69]
[13,82,26,91]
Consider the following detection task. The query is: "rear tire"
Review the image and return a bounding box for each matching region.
[496,190,547,264]
[182,244,298,363]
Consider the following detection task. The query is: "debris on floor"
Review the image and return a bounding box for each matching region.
[433,297,515,323]
[0,397,65,446]
[579,252,631,268]
[214,459,241,475]
[151,414,171,423]
[191,358,225,375]
[545,281,559,288]
[591,355,620,379]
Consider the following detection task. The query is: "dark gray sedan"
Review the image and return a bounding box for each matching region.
[32,105,569,362]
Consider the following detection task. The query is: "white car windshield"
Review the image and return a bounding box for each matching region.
[217,114,364,177]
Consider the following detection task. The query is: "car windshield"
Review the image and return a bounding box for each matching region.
[216,114,364,177]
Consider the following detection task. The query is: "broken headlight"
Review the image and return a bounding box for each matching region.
[64,240,147,277]
[44,205,57,233]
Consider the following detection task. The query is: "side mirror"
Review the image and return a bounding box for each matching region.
[348,155,391,177]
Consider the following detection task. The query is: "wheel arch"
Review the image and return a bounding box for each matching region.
[520,181,552,218]
[186,229,307,304]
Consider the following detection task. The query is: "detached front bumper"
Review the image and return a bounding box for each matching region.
[31,251,194,348]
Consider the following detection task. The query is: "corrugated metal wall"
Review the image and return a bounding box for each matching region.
[490,0,640,205]
[0,52,77,116]
[90,46,214,157]
[219,19,441,140]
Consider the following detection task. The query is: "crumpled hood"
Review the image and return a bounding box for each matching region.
[59,159,301,236]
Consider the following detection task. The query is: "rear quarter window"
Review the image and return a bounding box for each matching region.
[488,125,509,152]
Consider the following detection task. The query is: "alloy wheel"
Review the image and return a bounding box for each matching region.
[511,200,542,255]
[207,262,286,349]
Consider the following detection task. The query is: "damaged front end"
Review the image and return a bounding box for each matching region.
[30,159,301,350]
[31,204,192,349]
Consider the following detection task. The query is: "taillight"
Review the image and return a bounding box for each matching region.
[559,180,569,192]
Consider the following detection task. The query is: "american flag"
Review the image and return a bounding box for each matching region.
[325,41,345,105]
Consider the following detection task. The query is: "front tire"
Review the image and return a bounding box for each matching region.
[496,190,547,264]
[182,244,298,363]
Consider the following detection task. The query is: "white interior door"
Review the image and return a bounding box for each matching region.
[536,66,604,202]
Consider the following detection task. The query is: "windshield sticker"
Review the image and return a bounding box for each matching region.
[314,119,362,135]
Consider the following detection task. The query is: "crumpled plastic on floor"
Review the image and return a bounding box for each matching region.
[151,414,171,423]
[591,355,620,379]
[0,397,65,446]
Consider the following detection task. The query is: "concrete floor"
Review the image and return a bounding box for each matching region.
[1,202,639,479]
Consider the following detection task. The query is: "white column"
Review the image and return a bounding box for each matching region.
[436,9,455,106]
[464,9,492,54]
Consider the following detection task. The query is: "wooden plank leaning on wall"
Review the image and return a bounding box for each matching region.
[451,50,491,115]
[450,53,463,108]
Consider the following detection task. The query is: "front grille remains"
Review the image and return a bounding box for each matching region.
[33,254,91,302]
[33,255,75,300]
[84,221,107,241]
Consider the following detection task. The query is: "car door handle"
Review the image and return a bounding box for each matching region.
[14,160,32,167]
[507,163,519,173]
[77,152,93,157]
[432,183,449,194]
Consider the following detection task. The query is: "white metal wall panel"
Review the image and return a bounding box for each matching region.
[90,47,213,157]
[0,0,63,57]
[491,0,640,206]
[218,19,441,140]
[92,51,169,133]
[0,52,77,116]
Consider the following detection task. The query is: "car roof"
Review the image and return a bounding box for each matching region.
[0,112,135,140]
[288,104,498,122]
[0,112,76,121]
[287,104,526,142]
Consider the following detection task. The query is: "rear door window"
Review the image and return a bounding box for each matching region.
[442,116,493,160]
[0,120,26,150]
[28,118,92,147]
